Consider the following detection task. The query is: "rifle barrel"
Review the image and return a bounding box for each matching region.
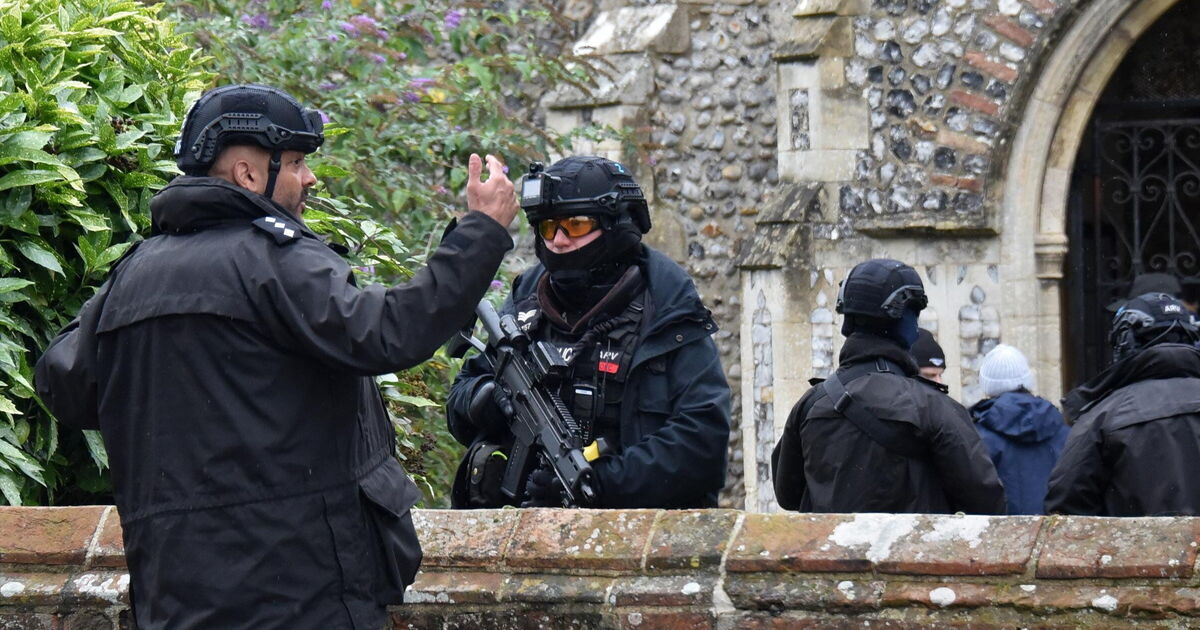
[476,299,505,342]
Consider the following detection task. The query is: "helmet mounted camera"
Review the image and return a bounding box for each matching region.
[520,157,651,234]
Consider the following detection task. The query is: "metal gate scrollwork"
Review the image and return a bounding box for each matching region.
[1069,116,1200,382]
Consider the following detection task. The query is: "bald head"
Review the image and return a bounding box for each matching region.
[208,144,271,193]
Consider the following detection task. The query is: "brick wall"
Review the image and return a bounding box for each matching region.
[4,507,1200,628]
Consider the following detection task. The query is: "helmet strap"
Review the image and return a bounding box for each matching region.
[264,149,282,200]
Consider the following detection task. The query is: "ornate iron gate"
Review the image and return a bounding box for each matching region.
[1067,114,1200,383]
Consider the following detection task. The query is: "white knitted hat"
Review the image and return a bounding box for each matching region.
[979,344,1035,397]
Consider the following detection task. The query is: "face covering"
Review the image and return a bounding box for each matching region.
[895,307,921,349]
[841,307,921,350]
[536,220,642,313]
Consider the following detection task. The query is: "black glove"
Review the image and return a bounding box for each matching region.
[520,464,566,507]
[466,378,514,434]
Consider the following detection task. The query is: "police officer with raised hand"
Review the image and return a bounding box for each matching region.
[35,84,517,630]
[1047,292,1200,516]
[446,156,731,509]
[772,259,1006,514]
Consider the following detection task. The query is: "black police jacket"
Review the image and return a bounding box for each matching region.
[772,332,1006,514]
[1045,343,1200,516]
[446,246,731,508]
[34,177,512,630]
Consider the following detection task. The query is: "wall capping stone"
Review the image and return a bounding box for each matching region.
[571,5,689,57]
[737,184,818,270]
[7,506,1200,627]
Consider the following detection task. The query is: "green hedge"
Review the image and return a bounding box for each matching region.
[0,0,211,504]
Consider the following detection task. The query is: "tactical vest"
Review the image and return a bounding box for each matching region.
[511,290,647,447]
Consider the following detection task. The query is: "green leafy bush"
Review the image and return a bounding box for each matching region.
[171,0,599,237]
[0,0,211,504]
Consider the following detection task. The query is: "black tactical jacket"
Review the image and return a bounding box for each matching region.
[1045,343,1200,516]
[35,177,512,630]
[446,246,731,508]
[772,333,1006,514]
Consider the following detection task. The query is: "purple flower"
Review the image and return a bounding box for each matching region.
[408,77,435,91]
[398,52,407,61]
[350,14,379,29]
[317,110,331,124]
[338,21,359,36]
[321,0,332,8]
[318,81,338,92]
[240,13,270,29]
[502,165,509,173]
[443,9,464,30]
[369,53,387,64]
[325,33,339,42]
[489,279,504,291]
[401,91,421,103]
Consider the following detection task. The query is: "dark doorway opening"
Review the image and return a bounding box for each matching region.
[1065,0,1200,387]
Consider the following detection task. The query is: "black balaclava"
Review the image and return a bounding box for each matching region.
[841,307,922,350]
[537,216,642,313]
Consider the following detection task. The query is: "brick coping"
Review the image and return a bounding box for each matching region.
[4,507,1200,625]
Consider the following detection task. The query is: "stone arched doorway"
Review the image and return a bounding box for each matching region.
[1000,0,1187,402]
[1064,1,1200,385]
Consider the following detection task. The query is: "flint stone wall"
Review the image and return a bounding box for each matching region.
[5,506,1200,629]
[547,0,1108,510]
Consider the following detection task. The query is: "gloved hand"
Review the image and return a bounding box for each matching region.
[520,465,565,507]
[466,378,514,434]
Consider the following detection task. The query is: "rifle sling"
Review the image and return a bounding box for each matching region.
[818,358,929,459]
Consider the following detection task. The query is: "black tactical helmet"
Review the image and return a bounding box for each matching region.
[175,84,324,195]
[1109,292,1200,361]
[837,259,928,319]
[520,156,651,233]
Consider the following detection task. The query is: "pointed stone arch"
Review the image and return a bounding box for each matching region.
[998,0,1183,401]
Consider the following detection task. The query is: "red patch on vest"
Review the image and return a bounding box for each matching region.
[597,361,619,374]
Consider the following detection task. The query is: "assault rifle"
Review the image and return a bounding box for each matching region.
[455,300,598,506]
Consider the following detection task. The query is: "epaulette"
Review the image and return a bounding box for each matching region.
[252,216,301,245]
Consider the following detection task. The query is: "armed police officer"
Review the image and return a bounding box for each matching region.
[1047,292,1200,516]
[771,259,1006,514]
[35,84,518,630]
[446,156,731,509]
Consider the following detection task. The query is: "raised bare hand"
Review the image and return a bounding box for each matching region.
[466,153,517,228]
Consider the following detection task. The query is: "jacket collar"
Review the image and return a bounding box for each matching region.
[535,265,645,335]
[837,332,920,376]
[1062,343,1200,421]
[150,176,318,239]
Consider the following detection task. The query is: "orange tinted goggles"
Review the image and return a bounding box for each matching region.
[536,215,602,240]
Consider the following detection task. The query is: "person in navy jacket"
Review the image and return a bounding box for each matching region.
[970,344,1068,515]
